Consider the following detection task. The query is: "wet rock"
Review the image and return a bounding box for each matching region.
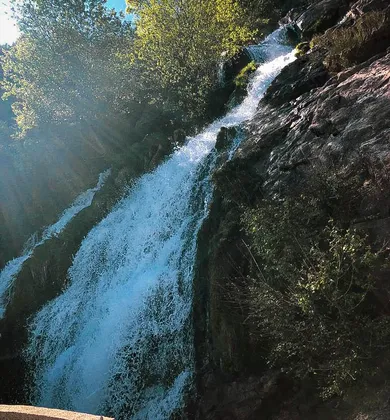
[215,127,237,152]
[279,7,307,27]
[262,51,330,107]
[173,128,186,146]
[114,167,136,189]
[222,49,253,85]
[296,0,350,38]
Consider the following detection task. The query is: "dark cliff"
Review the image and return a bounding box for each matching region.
[195,0,390,418]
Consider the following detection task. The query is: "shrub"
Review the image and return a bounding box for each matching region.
[242,195,390,398]
[312,11,390,71]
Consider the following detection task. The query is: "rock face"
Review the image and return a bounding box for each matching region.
[295,0,350,38]
[195,0,390,417]
[262,50,330,106]
[233,51,390,203]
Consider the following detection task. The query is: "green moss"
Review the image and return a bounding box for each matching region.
[295,41,310,57]
[234,61,257,89]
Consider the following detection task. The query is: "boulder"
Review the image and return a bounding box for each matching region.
[222,49,252,85]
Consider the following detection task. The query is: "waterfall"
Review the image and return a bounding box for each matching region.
[0,169,110,319]
[245,29,292,63]
[25,29,296,420]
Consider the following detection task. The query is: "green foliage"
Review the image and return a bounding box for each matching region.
[243,195,325,287]
[234,61,257,89]
[242,195,390,398]
[128,0,255,117]
[311,11,389,71]
[1,0,136,135]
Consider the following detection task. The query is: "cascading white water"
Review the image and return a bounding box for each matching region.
[0,169,110,318]
[245,29,292,63]
[25,29,296,420]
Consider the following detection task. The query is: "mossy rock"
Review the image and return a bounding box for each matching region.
[295,41,310,57]
[234,61,257,90]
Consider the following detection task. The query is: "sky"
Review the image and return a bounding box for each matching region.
[0,1,19,45]
[0,0,127,46]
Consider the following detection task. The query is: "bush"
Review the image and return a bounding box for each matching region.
[1,0,137,135]
[242,194,390,398]
[312,11,390,71]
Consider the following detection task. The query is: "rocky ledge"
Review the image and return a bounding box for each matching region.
[0,405,113,420]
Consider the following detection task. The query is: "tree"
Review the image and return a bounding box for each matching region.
[127,0,255,117]
[0,47,14,144]
[1,0,136,135]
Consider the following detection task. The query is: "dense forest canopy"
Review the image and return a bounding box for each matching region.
[0,0,265,137]
[127,0,255,115]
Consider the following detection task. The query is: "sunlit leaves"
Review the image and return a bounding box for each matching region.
[130,0,255,116]
[2,0,136,135]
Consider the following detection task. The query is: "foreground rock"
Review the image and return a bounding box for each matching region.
[0,405,112,420]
